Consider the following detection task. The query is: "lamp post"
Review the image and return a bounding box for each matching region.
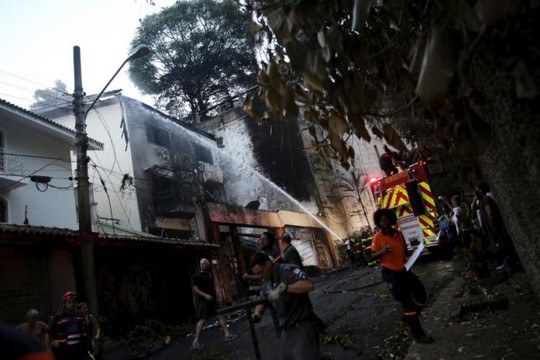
[73,45,150,315]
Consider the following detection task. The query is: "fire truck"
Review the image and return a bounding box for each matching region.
[368,162,440,248]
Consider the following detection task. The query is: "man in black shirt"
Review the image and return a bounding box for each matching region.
[192,258,236,350]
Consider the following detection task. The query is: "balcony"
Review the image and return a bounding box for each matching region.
[0,149,28,190]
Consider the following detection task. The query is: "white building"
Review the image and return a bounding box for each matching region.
[41,91,221,239]
[0,98,102,228]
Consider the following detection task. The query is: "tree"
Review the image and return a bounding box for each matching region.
[30,80,72,111]
[243,0,540,298]
[129,0,258,121]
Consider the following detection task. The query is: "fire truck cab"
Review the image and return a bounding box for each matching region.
[368,162,440,248]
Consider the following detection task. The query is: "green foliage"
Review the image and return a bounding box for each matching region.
[30,80,72,111]
[129,0,258,120]
[244,0,538,173]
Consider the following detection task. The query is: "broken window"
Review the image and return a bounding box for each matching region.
[194,143,213,164]
[152,175,176,207]
[146,124,171,149]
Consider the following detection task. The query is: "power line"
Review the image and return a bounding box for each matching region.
[92,108,123,176]
[0,79,36,93]
[89,160,137,230]
[0,91,34,103]
[0,171,71,180]
[0,159,60,192]
[91,164,117,235]
[0,68,72,97]
[1,152,74,163]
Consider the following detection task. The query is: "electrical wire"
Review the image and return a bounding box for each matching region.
[48,183,74,190]
[0,79,73,108]
[0,152,74,163]
[0,68,72,97]
[0,92,34,103]
[35,182,48,192]
[89,160,136,231]
[0,159,59,192]
[0,79,36,93]
[91,164,116,235]
[92,108,123,176]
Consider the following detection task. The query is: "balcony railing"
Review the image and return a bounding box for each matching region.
[0,148,24,174]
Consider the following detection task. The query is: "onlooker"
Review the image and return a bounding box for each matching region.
[77,302,100,355]
[49,291,92,360]
[476,183,520,271]
[371,209,434,344]
[1,321,54,360]
[439,195,475,248]
[251,252,321,360]
[281,233,303,269]
[192,258,237,350]
[344,238,356,267]
[16,309,49,348]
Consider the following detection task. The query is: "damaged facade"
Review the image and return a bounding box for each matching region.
[41,92,340,304]
[0,98,216,328]
[198,97,386,240]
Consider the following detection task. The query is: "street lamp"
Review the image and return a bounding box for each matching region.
[73,44,150,315]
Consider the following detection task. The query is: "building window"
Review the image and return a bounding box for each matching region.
[0,198,7,223]
[194,143,213,164]
[146,125,171,149]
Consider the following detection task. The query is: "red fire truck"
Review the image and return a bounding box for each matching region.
[368,162,440,248]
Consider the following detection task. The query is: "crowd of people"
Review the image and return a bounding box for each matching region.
[3,291,101,360]
[437,182,520,275]
[3,179,520,360]
[191,218,438,360]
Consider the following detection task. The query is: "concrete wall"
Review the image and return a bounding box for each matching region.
[199,108,320,214]
[200,107,387,242]
[298,118,386,239]
[122,98,219,235]
[50,97,142,231]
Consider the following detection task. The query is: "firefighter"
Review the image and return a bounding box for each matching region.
[251,252,321,360]
[371,209,434,344]
[242,231,282,337]
[49,291,92,360]
[379,145,399,176]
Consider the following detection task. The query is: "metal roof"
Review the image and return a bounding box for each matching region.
[0,223,218,249]
[0,97,104,150]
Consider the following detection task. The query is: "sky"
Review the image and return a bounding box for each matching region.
[0,0,177,109]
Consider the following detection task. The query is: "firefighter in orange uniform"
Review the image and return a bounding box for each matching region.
[371,209,434,344]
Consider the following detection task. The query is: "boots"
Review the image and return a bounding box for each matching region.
[406,314,434,344]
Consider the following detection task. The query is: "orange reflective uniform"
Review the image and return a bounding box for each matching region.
[371,230,406,271]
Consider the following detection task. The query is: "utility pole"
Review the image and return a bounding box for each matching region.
[71,44,149,316]
[73,46,99,315]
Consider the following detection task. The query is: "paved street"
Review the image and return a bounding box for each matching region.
[102,255,540,360]
[103,257,457,360]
